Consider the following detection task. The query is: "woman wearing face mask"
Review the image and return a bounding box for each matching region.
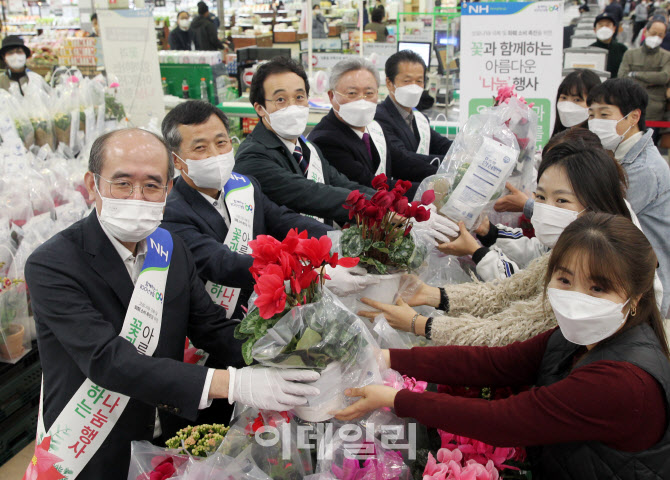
[551,69,601,136]
[0,35,49,96]
[358,134,639,347]
[336,213,670,480]
[168,11,196,51]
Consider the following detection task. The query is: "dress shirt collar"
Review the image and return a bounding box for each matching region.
[615,131,643,160]
[198,190,230,227]
[390,94,414,126]
[97,212,148,283]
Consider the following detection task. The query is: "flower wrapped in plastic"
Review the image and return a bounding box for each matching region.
[0,89,34,149]
[127,441,190,480]
[0,244,31,363]
[250,287,385,422]
[216,406,313,479]
[413,103,521,231]
[315,429,411,480]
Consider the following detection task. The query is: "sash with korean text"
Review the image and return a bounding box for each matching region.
[414,110,431,156]
[367,120,387,176]
[32,228,173,479]
[302,138,325,223]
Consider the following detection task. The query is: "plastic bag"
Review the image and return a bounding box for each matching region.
[0,89,34,149]
[21,83,56,149]
[217,406,313,479]
[414,106,521,230]
[250,288,384,422]
[51,81,81,151]
[0,244,31,363]
[316,429,410,480]
[127,441,190,480]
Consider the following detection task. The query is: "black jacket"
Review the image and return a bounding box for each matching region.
[25,212,243,479]
[161,175,331,319]
[234,120,375,225]
[590,39,627,78]
[532,324,670,479]
[191,14,224,50]
[375,96,448,182]
[168,27,195,50]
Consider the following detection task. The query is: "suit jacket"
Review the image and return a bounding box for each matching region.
[234,120,375,225]
[161,175,331,319]
[25,212,243,479]
[375,96,450,181]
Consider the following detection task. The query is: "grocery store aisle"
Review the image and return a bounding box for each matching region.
[0,443,32,479]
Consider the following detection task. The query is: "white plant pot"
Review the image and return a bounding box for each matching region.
[293,362,345,423]
[358,273,402,305]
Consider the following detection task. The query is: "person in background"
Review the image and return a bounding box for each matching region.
[0,35,49,95]
[234,57,377,226]
[590,13,627,78]
[312,4,328,39]
[552,69,602,136]
[633,0,649,43]
[309,58,420,193]
[168,11,195,51]
[375,50,452,178]
[619,19,670,140]
[364,7,388,43]
[90,12,100,37]
[191,1,225,51]
[362,0,369,27]
[605,0,624,25]
[588,77,670,314]
[336,214,670,480]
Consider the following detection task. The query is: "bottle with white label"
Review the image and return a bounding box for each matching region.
[200,78,208,101]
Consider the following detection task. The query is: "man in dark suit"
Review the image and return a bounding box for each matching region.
[234,57,377,226]
[23,128,319,479]
[375,50,452,176]
[308,57,420,195]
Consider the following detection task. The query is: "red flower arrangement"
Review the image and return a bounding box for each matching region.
[341,174,434,274]
[234,229,359,364]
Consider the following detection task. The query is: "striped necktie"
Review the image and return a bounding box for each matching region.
[293,144,309,176]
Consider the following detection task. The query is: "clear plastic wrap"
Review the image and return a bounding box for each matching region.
[21,83,56,149]
[126,441,190,480]
[0,245,31,363]
[0,89,35,149]
[315,430,410,480]
[414,105,523,230]
[250,287,384,422]
[51,81,81,151]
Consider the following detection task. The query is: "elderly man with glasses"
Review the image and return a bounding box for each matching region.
[308,57,421,194]
[234,56,376,227]
[23,128,321,480]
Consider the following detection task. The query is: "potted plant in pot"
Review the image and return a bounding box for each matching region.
[338,174,434,305]
[235,230,384,422]
[0,269,30,362]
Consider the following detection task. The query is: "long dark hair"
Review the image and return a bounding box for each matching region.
[545,213,669,358]
[537,136,630,220]
[552,69,602,136]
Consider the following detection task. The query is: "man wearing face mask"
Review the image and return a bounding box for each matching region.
[618,20,670,126]
[587,78,670,314]
[168,11,196,51]
[0,35,49,95]
[374,51,452,177]
[308,57,422,193]
[161,100,333,321]
[234,56,377,227]
[23,128,321,479]
[589,13,627,79]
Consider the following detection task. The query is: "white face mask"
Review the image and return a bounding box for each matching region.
[178,18,191,31]
[334,98,377,127]
[556,101,589,127]
[393,84,424,108]
[532,202,581,248]
[96,184,165,243]
[588,113,632,151]
[547,288,629,345]
[5,52,26,70]
[645,35,663,49]
[264,105,309,140]
[595,26,614,42]
[177,150,235,190]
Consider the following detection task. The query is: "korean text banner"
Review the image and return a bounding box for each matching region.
[460,2,564,146]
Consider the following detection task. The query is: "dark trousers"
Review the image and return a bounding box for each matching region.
[633,21,646,43]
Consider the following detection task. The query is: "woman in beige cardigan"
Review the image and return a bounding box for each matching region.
[359,137,634,346]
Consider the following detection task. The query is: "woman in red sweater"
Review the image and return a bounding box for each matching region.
[335,213,670,478]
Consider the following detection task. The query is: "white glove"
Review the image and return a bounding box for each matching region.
[325,264,380,296]
[413,204,459,244]
[228,366,320,411]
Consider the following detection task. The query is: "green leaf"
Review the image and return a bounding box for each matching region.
[242,338,255,365]
[295,327,323,350]
[389,235,415,264]
[360,256,387,274]
[341,227,364,257]
[233,322,248,340]
[254,320,268,339]
[239,309,261,334]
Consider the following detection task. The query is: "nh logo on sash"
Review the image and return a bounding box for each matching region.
[467,4,489,13]
[149,238,169,263]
